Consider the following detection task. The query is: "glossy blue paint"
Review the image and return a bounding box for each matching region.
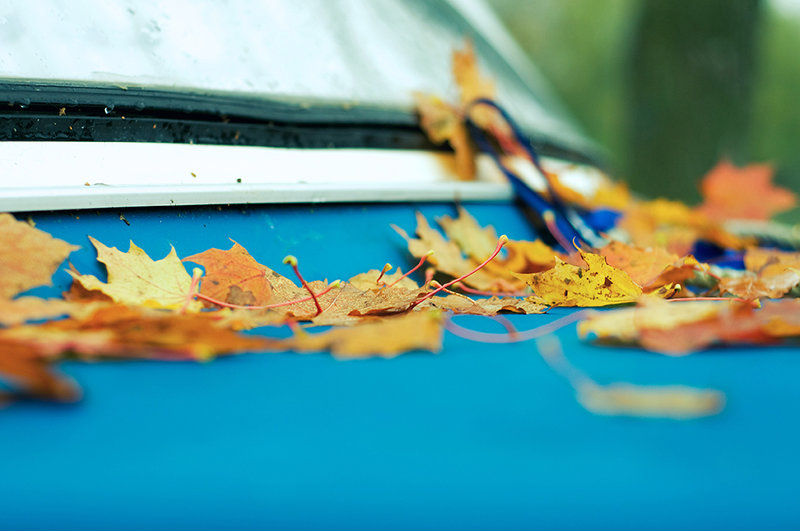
[3,202,799,529]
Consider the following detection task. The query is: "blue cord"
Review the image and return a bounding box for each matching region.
[463,98,606,248]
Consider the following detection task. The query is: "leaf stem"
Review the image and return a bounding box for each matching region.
[375,263,393,285]
[409,236,508,310]
[283,255,323,316]
[455,282,528,298]
[387,251,434,288]
[194,281,341,310]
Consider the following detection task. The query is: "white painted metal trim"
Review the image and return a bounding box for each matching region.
[0,141,608,212]
[0,142,516,211]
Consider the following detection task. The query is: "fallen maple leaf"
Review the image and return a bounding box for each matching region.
[697,160,796,221]
[513,250,643,307]
[428,295,545,315]
[1,305,271,361]
[537,335,723,419]
[414,93,476,181]
[500,239,563,274]
[453,40,496,112]
[576,299,800,355]
[394,212,522,292]
[0,338,81,403]
[0,213,79,299]
[414,41,507,182]
[68,237,203,312]
[744,247,800,276]
[347,268,419,291]
[717,270,800,299]
[599,240,703,292]
[282,310,444,360]
[0,297,103,326]
[578,299,723,346]
[618,198,751,256]
[576,382,724,419]
[183,240,274,306]
[437,207,560,278]
[437,207,499,261]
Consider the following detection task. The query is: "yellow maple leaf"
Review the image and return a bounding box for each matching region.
[513,251,643,307]
[68,237,203,312]
[437,207,498,261]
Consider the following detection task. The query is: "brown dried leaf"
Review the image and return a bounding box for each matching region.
[0,213,79,299]
[429,295,545,315]
[284,310,444,360]
[347,269,419,291]
[394,212,520,292]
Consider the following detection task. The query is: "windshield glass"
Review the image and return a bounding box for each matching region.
[0,0,591,154]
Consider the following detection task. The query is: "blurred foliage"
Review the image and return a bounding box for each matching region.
[489,0,800,203]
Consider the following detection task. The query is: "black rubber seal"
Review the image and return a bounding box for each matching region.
[0,80,598,165]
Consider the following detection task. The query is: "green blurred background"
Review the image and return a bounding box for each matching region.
[488,0,800,205]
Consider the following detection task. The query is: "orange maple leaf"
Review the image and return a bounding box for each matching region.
[183,240,274,306]
[744,247,800,276]
[717,270,800,300]
[414,93,476,181]
[413,41,505,182]
[600,241,703,292]
[578,299,800,355]
[1,305,271,361]
[696,160,796,221]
